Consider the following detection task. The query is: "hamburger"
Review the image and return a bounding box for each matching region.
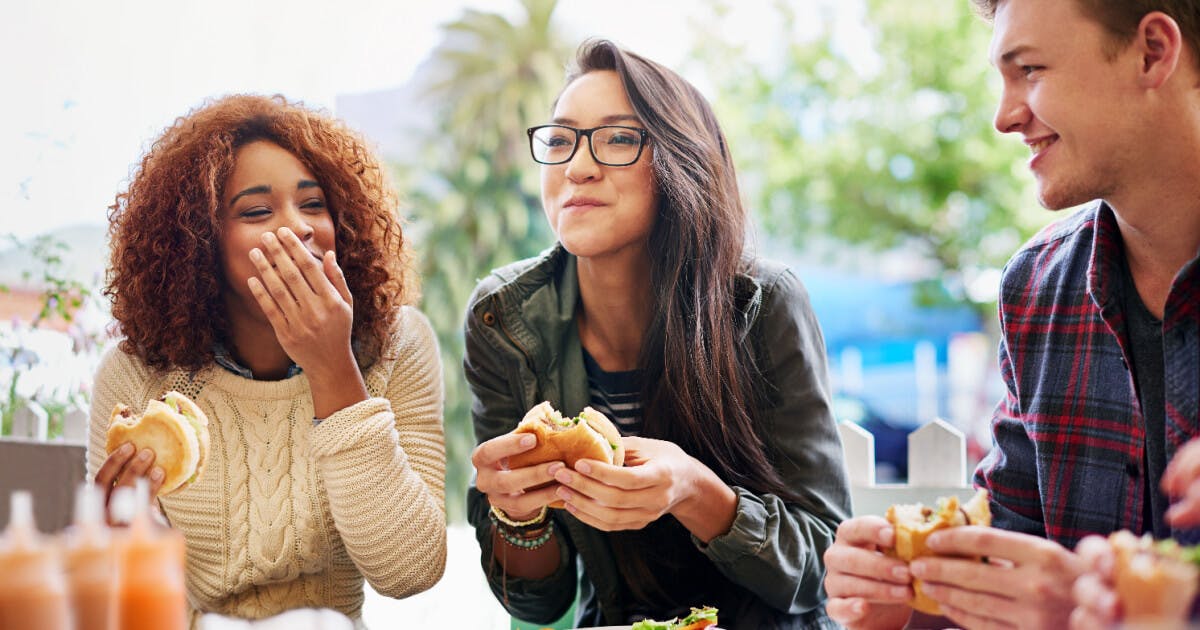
[1109,530,1200,624]
[886,488,991,615]
[105,391,211,496]
[506,401,625,508]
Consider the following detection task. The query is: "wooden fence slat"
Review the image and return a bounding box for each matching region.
[907,418,967,487]
[837,422,875,487]
[11,401,49,441]
[62,406,88,444]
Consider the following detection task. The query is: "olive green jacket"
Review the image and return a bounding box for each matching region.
[464,246,850,629]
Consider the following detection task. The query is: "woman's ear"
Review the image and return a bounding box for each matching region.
[1135,11,1184,89]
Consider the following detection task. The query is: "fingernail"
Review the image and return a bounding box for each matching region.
[547,462,564,474]
[892,565,910,580]
[250,248,263,261]
[853,600,865,616]
[556,487,573,502]
[910,561,926,578]
[519,434,536,448]
[555,470,572,484]
[1100,591,1116,613]
[279,227,292,238]
[151,467,164,481]
[891,585,909,598]
[139,449,153,461]
[575,460,591,474]
[262,232,277,244]
[120,443,134,455]
[880,526,894,544]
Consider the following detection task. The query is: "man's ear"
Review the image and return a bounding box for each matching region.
[1135,11,1183,89]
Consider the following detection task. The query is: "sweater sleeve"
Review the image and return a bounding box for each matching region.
[307,307,447,598]
[697,268,851,614]
[86,346,156,482]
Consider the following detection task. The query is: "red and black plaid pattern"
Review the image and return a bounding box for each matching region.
[974,202,1200,549]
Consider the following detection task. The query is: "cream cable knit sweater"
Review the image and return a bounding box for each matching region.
[86,306,447,626]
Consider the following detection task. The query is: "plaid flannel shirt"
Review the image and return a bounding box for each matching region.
[974,201,1200,549]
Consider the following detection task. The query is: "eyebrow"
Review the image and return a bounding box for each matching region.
[997,44,1034,65]
[552,114,642,126]
[229,185,270,206]
[229,180,322,206]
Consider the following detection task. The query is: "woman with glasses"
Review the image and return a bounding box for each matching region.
[465,39,849,629]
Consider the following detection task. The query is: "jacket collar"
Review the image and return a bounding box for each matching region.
[477,244,767,341]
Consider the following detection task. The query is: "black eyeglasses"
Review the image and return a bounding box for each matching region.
[526,124,649,166]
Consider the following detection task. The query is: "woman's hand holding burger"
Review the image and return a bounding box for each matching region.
[552,436,738,543]
[471,431,564,522]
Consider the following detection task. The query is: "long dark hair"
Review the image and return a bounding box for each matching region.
[566,39,799,605]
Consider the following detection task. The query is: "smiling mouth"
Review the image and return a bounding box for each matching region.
[1028,136,1057,155]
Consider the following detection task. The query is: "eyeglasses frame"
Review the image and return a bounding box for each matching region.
[526,124,650,166]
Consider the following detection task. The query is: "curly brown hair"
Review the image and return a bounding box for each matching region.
[105,94,413,372]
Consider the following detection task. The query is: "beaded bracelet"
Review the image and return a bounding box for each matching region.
[489,504,548,529]
[497,519,555,550]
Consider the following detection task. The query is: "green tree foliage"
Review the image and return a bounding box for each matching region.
[403,0,569,522]
[692,0,1050,315]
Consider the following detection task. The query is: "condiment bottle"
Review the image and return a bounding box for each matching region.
[113,482,187,630]
[0,490,72,630]
[63,484,116,630]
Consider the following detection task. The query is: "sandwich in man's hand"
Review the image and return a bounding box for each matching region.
[506,401,625,508]
[105,391,211,496]
[1108,530,1200,625]
[885,488,992,615]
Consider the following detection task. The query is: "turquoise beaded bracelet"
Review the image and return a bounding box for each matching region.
[497,519,555,550]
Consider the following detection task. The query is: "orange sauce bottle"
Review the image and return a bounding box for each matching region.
[113,482,187,630]
[0,490,72,630]
[63,484,116,630]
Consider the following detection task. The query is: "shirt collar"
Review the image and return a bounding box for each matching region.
[1086,201,1126,311]
[212,343,303,380]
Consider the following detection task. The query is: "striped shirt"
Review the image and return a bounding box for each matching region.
[582,348,643,436]
[975,201,1200,548]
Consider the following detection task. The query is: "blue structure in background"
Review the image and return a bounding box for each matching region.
[797,266,984,480]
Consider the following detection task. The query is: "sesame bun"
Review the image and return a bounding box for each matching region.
[105,391,211,496]
[506,402,625,508]
[886,488,991,615]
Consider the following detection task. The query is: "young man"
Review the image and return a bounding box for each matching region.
[823,1,1200,628]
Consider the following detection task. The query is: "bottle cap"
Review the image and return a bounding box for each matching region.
[109,487,135,526]
[9,490,34,531]
[73,483,104,528]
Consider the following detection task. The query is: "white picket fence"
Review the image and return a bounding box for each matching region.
[8,399,89,443]
[837,418,975,516]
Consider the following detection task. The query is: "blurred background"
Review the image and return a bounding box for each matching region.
[2,0,1057,521]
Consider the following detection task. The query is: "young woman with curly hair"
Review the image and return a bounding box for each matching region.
[87,94,446,626]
